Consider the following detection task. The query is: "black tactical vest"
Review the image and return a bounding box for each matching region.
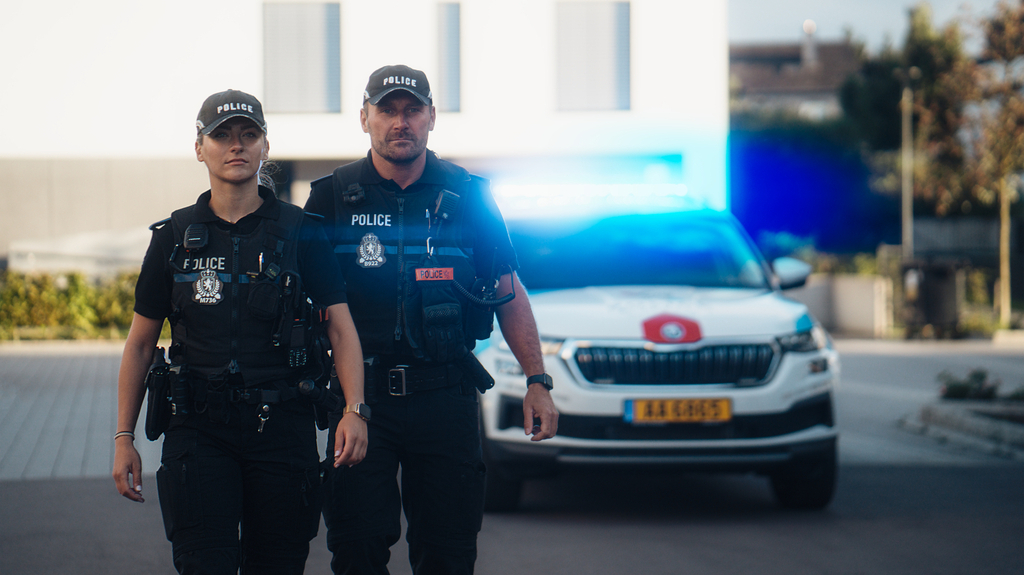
[166,200,311,384]
[321,159,485,359]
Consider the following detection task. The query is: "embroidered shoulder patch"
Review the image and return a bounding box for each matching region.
[357,232,386,268]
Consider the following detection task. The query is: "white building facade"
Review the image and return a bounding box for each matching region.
[0,0,728,273]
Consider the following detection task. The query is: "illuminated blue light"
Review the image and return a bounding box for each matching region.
[796,313,814,332]
[491,183,701,219]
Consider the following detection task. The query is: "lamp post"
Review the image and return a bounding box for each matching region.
[897,66,921,262]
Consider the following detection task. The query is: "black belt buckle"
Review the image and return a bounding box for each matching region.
[388,366,408,396]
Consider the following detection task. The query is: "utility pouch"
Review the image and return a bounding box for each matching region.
[307,365,340,430]
[415,255,468,363]
[144,347,172,441]
[459,352,495,394]
[247,278,281,320]
[169,364,191,417]
[465,277,497,341]
[363,356,380,405]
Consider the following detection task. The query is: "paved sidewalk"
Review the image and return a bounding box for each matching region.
[3,339,1021,574]
[0,341,355,575]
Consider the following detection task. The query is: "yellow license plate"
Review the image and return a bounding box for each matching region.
[626,398,732,424]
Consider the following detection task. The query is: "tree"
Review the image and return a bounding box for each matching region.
[971,0,1024,326]
[905,3,980,217]
[840,3,979,217]
[840,45,904,151]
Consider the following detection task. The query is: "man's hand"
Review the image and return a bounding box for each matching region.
[333,412,369,468]
[523,384,558,441]
[112,439,145,503]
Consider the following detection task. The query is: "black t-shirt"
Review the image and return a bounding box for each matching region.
[135,187,347,321]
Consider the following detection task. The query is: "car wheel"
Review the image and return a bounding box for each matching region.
[770,447,837,510]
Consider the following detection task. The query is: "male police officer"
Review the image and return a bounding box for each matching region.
[305,65,558,575]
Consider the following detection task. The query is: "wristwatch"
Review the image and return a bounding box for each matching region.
[526,373,553,391]
[343,402,372,421]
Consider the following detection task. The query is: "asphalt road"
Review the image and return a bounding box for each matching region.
[1,339,1022,575]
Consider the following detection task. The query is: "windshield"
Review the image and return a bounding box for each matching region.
[508,211,770,290]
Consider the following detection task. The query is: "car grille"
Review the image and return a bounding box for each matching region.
[573,344,775,385]
[496,393,833,440]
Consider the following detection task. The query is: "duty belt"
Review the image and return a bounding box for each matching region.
[374,358,462,396]
[188,373,302,406]
[229,384,300,405]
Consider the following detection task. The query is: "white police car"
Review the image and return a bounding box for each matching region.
[477,203,839,511]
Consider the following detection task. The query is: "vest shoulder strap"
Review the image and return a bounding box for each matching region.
[332,159,367,206]
[169,205,198,241]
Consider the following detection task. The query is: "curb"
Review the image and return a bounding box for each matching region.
[992,329,1024,347]
[903,401,1024,460]
[0,340,126,355]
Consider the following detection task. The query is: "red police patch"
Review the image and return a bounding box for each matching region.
[415,267,454,281]
[642,314,702,343]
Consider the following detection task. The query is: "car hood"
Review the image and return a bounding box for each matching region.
[527,285,812,340]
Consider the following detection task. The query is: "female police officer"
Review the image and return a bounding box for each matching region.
[112,89,367,575]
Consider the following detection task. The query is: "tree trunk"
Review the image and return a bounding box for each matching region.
[1000,177,1012,328]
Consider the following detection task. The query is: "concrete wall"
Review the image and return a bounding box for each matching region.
[786,273,893,338]
[1,0,728,264]
[1,159,208,262]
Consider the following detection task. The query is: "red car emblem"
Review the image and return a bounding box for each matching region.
[642,314,702,343]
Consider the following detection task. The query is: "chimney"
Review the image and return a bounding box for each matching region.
[802,19,819,69]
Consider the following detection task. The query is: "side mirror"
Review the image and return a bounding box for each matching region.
[772,257,812,290]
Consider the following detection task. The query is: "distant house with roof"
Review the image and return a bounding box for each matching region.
[729,30,861,120]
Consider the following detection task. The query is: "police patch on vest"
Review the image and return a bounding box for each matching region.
[415,267,454,281]
[357,233,386,268]
[193,268,224,304]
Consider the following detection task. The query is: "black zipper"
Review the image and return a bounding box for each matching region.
[395,197,405,341]
[230,236,240,373]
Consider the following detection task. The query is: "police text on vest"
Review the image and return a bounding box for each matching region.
[352,214,392,227]
[183,257,226,271]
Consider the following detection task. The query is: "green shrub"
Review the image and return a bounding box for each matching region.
[0,270,138,340]
[938,368,999,400]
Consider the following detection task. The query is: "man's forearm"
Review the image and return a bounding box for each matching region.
[494,272,544,376]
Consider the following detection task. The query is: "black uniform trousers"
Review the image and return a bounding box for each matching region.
[323,384,486,575]
[157,397,323,575]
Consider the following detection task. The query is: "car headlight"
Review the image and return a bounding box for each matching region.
[777,325,828,353]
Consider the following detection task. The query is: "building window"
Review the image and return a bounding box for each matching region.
[263,3,341,113]
[437,3,461,112]
[556,1,630,111]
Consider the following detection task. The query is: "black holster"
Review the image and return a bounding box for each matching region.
[144,347,172,441]
[459,353,495,393]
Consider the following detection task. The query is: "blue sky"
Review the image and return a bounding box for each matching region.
[729,0,1004,53]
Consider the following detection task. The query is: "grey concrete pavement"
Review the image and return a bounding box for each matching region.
[2,338,1022,575]
[834,338,1024,461]
[0,341,387,575]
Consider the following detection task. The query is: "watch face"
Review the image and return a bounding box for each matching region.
[528,374,553,390]
[346,403,371,421]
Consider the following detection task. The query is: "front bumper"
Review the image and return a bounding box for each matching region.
[484,431,837,479]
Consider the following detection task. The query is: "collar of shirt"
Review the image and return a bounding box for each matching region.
[361,149,448,194]
[193,186,281,233]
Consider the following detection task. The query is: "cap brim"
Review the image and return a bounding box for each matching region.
[366,86,432,106]
[199,113,267,135]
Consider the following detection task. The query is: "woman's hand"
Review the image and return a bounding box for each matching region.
[333,412,368,468]
[113,436,145,502]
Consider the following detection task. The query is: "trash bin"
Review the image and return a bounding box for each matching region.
[901,261,961,338]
